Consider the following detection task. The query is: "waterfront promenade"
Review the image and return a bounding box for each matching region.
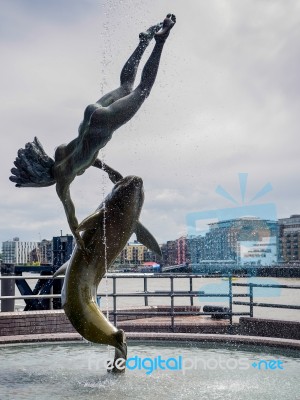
[1,273,299,348]
[2,274,300,321]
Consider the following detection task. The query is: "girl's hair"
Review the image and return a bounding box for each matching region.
[9,137,56,188]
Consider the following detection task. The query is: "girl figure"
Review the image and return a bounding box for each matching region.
[10,14,176,250]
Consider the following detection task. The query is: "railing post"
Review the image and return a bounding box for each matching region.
[170,276,175,332]
[249,284,254,317]
[189,276,193,306]
[144,276,148,306]
[52,272,63,310]
[1,264,15,312]
[229,274,233,325]
[49,285,54,310]
[113,276,117,326]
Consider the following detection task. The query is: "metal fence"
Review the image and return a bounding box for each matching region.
[1,272,299,330]
[232,282,300,317]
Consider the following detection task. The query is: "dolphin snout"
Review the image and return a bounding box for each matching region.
[126,175,143,187]
[113,175,143,190]
[120,176,143,194]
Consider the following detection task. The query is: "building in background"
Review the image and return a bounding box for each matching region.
[1,236,72,267]
[157,237,190,266]
[2,237,40,265]
[164,240,177,265]
[120,241,148,265]
[3,214,300,269]
[188,235,206,265]
[119,241,162,265]
[160,242,168,265]
[38,239,53,265]
[52,235,74,268]
[117,240,163,268]
[143,247,161,264]
[279,215,300,263]
[176,236,189,265]
[187,217,278,269]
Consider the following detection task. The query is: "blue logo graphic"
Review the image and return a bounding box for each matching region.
[187,173,276,236]
[251,360,284,370]
[186,173,278,271]
[107,355,183,374]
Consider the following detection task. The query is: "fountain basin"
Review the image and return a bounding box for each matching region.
[0,336,299,400]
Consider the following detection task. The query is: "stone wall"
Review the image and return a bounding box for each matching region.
[0,310,76,336]
[1,310,299,340]
[0,306,178,336]
[239,317,300,340]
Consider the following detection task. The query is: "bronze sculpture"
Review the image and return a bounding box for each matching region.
[9,14,176,251]
[10,13,176,373]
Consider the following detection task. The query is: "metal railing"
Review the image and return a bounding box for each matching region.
[1,273,299,331]
[97,274,250,329]
[232,282,300,317]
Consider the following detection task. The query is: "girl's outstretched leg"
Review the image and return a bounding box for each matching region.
[120,23,163,89]
[138,14,176,97]
[101,14,176,130]
[96,23,162,107]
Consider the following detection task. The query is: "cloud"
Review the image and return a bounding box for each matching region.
[0,0,299,245]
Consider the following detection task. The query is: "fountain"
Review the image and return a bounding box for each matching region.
[5,9,300,399]
[0,341,299,399]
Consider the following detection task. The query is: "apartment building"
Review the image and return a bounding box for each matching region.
[279,215,300,263]
[2,237,39,265]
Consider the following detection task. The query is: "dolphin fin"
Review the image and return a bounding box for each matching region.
[77,209,104,232]
[135,221,162,257]
[53,260,69,278]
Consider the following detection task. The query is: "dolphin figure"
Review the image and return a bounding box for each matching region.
[54,175,161,372]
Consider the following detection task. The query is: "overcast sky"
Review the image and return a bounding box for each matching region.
[1,0,299,245]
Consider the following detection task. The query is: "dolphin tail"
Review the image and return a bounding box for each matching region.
[108,329,127,374]
[135,221,162,257]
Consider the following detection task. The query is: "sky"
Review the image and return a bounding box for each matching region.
[1,0,300,245]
